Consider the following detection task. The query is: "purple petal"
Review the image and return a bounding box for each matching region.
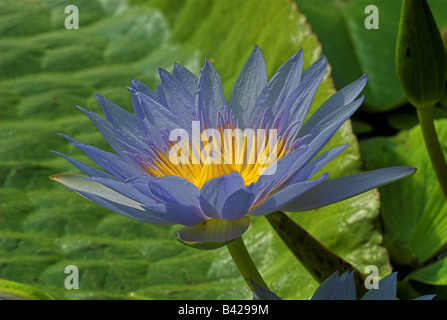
[74,189,175,226]
[301,73,367,136]
[85,176,159,206]
[297,96,364,166]
[158,67,197,128]
[75,105,147,157]
[144,202,206,226]
[249,173,329,216]
[50,174,173,225]
[129,176,208,225]
[196,58,228,128]
[221,189,256,220]
[199,172,245,219]
[173,62,199,96]
[51,150,116,179]
[130,78,157,100]
[247,145,309,204]
[229,45,267,128]
[129,88,181,133]
[282,167,416,212]
[287,55,328,127]
[57,134,144,179]
[147,176,200,205]
[94,94,142,138]
[361,272,397,300]
[287,144,348,184]
[250,49,303,127]
[311,271,357,300]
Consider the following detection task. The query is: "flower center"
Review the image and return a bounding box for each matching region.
[142,126,289,188]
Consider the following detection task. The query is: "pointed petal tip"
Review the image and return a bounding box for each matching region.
[157,67,169,77]
[49,150,65,158]
[251,44,264,57]
[396,166,417,176]
[173,61,194,74]
[93,93,114,106]
[157,67,168,81]
[283,166,419,212]
[408,166,417,175]
[200,57,213,72]
[55,132,75,143]
[49,173,83,183]
[357,94,365,104]
[129,78,140,88]
[355,73,368,88]
[309,54,328,72]
[75,105,90,116]
[291,47,303,59]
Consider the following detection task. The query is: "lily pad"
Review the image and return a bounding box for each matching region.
[360,120,447,267]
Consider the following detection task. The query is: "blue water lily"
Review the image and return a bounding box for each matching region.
[51,46,415,244]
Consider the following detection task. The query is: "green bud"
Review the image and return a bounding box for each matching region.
[396,0,447,109]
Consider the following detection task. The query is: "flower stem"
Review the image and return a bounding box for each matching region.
[226,236,268,291]
[417,107,447,198]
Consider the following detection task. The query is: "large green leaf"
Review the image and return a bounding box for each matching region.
[266,211,369,299]
[360,120,447,267]
[408,256,447,286]
[295,0,447,111]
[0,0,390,299]
[397,256,447,300]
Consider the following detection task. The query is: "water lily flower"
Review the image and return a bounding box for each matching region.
[51,46,415,246]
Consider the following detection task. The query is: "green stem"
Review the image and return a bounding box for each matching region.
[226,236,268,291]
[417,107,447,198]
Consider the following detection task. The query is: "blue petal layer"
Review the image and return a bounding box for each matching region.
[229,45,267,128]
[197,58,228,128]
[249,172,329,216]
[282,166,416,212]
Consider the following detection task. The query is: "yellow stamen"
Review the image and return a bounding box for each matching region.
[142,127,289,188]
